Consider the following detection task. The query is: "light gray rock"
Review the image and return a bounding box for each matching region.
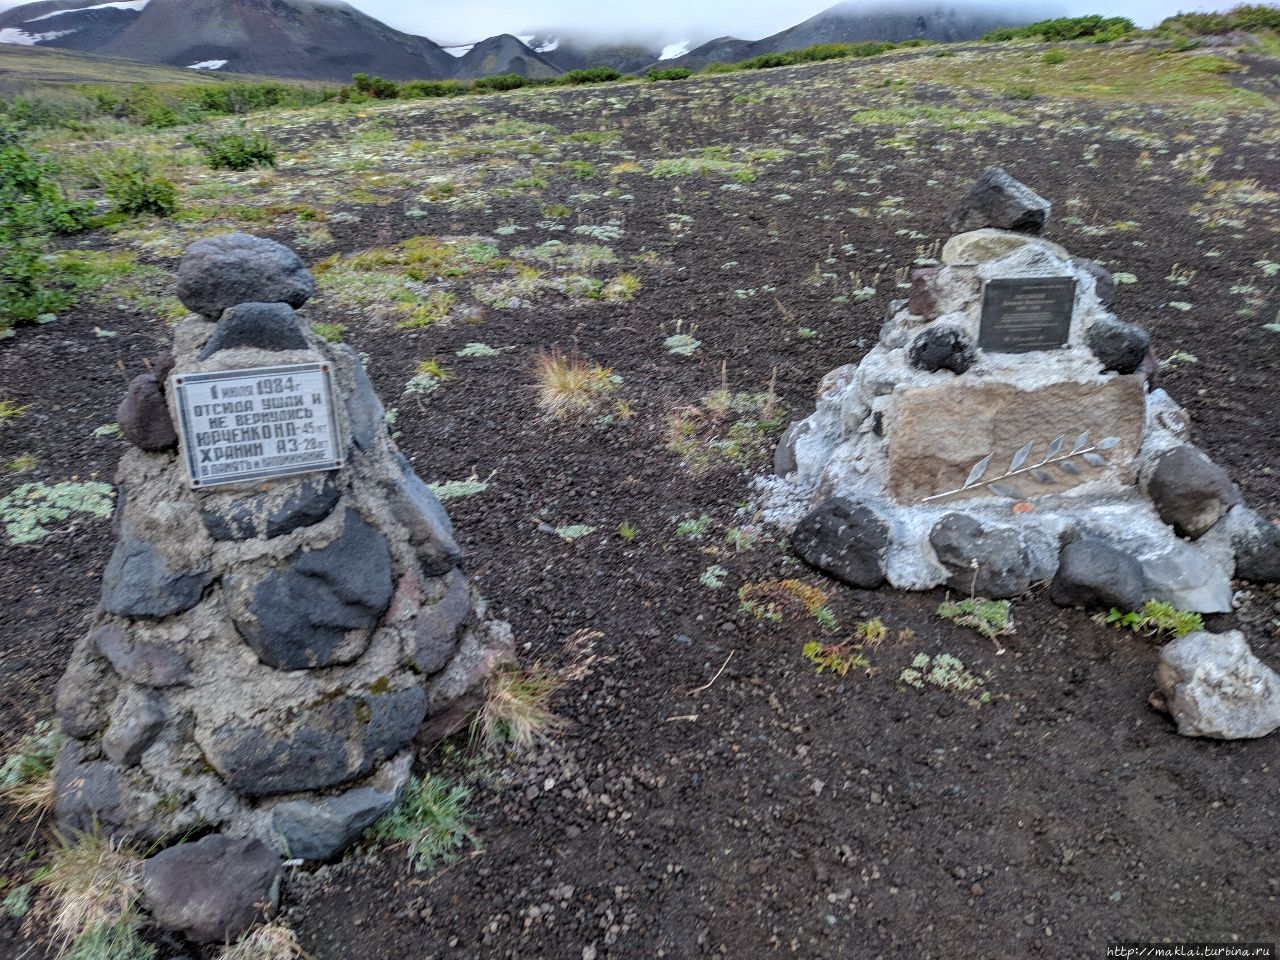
[270,755,409,860]
[1147,445,1241,540]
[929,513,1030,598]
[792,498,889,589]
[232,509,393,670]
[142,834,282,944]
[117,373,177,452]
[202,684,426,797]
[1156,630,1280,739]
[176,233,314,319]
[93,623,189,687]
[387,453,461,576]
[947,167,1051,234]
[102,690,165,768]
[411,570,471,675]
[197,302,309,359]
[1049,537,1148,611]
[1140,539,1235,614]
[100,523,212,620]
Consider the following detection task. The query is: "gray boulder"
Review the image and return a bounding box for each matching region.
[791,498,889,589]
[1049,537,1148,611]
[197,302,310,359]
[270,757,408,860]
[947,167,1050,234]
[117,374,177,452]
[1234,512,1280,583]
[53,743,127,835]
[55,647,118,737]
[1086,317,1151,376]
[100,523,212,620]
[411,570,471,675]
[1147,445,1241,540]
[142,834,282,944]
[200,474,341,542]
[1156,630,1280,739]
[232,509,393,670]
[773,420,810,477]
[929,513,1030,598]
[387,454,461,576]
[175,233,314,319]
[908,326,976,375]
[1140,539,1234,614]
[102,690,165,767]
[1073,257,1117,307]
[342,346,386,452]
[93,623,189,687]
[202,684,426,796]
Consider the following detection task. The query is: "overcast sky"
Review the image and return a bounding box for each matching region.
[0,0,1251,45]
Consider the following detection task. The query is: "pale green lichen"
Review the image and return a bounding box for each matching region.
[0,481,114,545]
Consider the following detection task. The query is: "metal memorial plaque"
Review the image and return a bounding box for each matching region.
[978,277,1076,353]
[172,363,344,489]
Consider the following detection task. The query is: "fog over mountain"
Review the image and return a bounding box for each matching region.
[0,0,1258,46]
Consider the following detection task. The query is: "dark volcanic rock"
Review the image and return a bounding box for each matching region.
[411,570,471,675]
[100,524,212,620]
[1050,537,1148,611]
[792,498,889,589]
[342,346,386,452]
[93,623,190,687]
[1233,512,1280,584]
[1147,445,1242,540]
[1073,257,1117,306]
[203,685,427,796]
[53,742,128,835]
[197,302,310,359]
[929,513,1030,598]
[176,233,314,319]
[909,326,976,375]
[56,645,119,738]
[234,509,393,670]
[947,166,1050,234]
[387,453,461,575]
[1087,317,1151,375]
[200,474,341,542]
[271,781,401,861]
[142,834,281,944]
[117,373,178,452]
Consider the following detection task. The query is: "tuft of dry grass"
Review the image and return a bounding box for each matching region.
[1,720,63,819]
[531,349,619,419]
[38,832,145,954]
[221,921,310,960]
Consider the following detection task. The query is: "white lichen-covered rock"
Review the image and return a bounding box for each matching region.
[1156,631,1280,739]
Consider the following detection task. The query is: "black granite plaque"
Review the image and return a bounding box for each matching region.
[978,277,1076,353]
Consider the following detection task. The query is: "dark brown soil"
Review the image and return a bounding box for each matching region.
[2,49,1278,959]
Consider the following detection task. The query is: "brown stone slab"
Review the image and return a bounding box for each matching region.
[887,376,1146,503]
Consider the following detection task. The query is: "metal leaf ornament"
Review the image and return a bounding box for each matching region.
[922,433,1123,503]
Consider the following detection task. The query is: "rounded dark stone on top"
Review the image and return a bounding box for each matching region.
[1147,445,1241,540]
[197,302,310,359]
[1050,536,1148,611]
[947,166,1051,235]
[117,373,178,452]
[909,325,976,375]
[791,497,889,589]
[176,233,315,320]
[1086,317,1151,376]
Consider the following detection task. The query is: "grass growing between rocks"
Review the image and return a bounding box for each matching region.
[0,720,62,817]
[219,921,307,960]
[474,667,566,751]
[37,833,149,959]
[367,775,476,873]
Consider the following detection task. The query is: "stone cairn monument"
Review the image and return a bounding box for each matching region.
[768,169,1280,738]
[52,234,512,942]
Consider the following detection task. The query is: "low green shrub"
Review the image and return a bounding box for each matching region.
[558,67,623,84]
[647,67,692,81]
[473,72,527,92]
[193,129,277,171]
[1157,4,1280,36]
[402,79,468,98]
[101,151,178,217]
[984,15,1136,43]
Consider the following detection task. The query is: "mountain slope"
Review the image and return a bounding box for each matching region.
[452,34,560,80]
[660,1,1037,71]
[0,0,458,80]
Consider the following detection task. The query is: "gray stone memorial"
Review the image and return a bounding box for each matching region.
[172,362,343,488]
[978,276,1076,353]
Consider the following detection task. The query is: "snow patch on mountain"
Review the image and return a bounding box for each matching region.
[0,26,77,44]
[187,59,228,70]
[26,0,150,22]
[442,44,474,58]
[517,34,534,45]
[659,40,690,60]
[535,37,559,53]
